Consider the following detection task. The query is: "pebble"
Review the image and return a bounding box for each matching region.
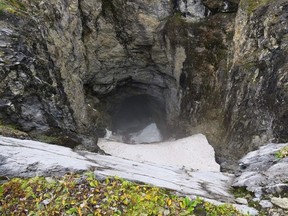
[259,200,273,208]
[271,197,288,209]
[235,197,248,205]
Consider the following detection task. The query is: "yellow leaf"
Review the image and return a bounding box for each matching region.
[167,199,172,206]
[145,194,151,200]
[123,198,129,205]
[77,207,83,216]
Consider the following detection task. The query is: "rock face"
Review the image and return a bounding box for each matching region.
[222,0,288,162]
[0,0,287,166]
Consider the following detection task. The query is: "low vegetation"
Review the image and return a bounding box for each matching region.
[275,146,288,159]
[0,172,247,216]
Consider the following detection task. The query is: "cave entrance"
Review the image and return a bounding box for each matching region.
[110,94,167,144]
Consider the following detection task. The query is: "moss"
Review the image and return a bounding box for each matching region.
[31,134,61,145]
[232,187,254,199]
[240,0,272,14]
[30,133,80,149]
[0,1,12,14]
[0,0,27,16]
[275,145,288,159]
[0,122,29,139]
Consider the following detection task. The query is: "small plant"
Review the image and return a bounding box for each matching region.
[232,187,254,199]
[275,146,288,159]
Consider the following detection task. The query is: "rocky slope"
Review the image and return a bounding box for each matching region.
[0,135,257,215]
[2,135,288,215]
[0,0,287,167]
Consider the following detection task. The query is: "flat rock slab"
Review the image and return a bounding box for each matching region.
[98,134,220,171]
[0,135,233,202]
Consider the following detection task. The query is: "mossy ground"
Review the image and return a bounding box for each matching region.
[0,172,247,216]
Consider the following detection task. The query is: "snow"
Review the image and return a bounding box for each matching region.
[98,133,220,171]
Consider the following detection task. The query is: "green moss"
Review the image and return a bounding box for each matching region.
[240,0,272,14]
[0,173,247,215]
[0,1,11,14]
[232,187,254,199]
[0,0,26,15]
[0,122,29,139]
[30,133,80,148]
[275,145,288,159]
[32,134,61,145]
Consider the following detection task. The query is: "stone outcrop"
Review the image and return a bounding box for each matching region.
[233,142,288,215]
[222,0,288,163]
[0,0,287,167]
[233,143,288,197]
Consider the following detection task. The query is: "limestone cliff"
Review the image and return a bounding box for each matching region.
[0,0,287,168]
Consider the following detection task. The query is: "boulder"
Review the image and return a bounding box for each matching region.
[233,143,288,197]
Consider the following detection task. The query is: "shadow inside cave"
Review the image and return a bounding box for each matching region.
[110,94,167,144]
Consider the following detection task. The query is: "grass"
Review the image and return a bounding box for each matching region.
[0,172,247,216]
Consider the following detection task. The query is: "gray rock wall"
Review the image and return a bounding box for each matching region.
[223,0,288,161]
